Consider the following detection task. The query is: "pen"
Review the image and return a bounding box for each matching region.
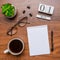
[51,30,54,52]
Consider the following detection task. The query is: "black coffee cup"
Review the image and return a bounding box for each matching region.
[4,38,24,55]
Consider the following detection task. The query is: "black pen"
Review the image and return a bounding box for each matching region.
[51,30,54,52]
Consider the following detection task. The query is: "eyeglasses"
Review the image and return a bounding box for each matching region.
[7,16,30,36]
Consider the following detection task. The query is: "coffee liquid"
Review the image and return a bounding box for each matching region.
[9,39,23,53]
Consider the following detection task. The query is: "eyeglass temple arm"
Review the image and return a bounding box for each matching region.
[7,16,28,36]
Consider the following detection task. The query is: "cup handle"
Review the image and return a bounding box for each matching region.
[4,49,9,54]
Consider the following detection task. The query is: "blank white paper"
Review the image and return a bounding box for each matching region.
[27,25,50,56]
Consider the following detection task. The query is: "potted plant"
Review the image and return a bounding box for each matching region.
[1,3,17,18]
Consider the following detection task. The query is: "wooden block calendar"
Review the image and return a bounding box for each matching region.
[38,4,54,15]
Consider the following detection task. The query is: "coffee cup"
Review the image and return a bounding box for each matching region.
[4,38,24,55]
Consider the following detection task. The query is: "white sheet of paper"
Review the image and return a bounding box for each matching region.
[27,25,50,56]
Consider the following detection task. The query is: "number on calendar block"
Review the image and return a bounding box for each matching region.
[38,4,54,15]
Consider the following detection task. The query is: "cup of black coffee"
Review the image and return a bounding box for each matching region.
[4,38,24,55]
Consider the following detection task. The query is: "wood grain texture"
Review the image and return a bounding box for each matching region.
[0,0,60,60]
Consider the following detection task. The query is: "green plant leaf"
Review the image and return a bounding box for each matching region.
[1,3,15,17]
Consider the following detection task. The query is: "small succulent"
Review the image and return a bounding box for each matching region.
[1,3,15,17]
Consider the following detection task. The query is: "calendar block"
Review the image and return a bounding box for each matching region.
[36,14,51,20]
[38,4,54,15]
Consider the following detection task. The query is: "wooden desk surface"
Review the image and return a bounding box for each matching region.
[0,0,60,60]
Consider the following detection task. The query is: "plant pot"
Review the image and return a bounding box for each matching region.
[1,3,17,18]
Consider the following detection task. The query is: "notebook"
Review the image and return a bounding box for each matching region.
[27,25,50,56]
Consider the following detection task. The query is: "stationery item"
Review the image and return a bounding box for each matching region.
[27,25,50,56]
[4,38,24,55]
[27,6,30,9]
[29,13,33,17]
[36,14,51,20]
[23,10,26,14]
[51,30,54,52]
[38,4,54,15]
